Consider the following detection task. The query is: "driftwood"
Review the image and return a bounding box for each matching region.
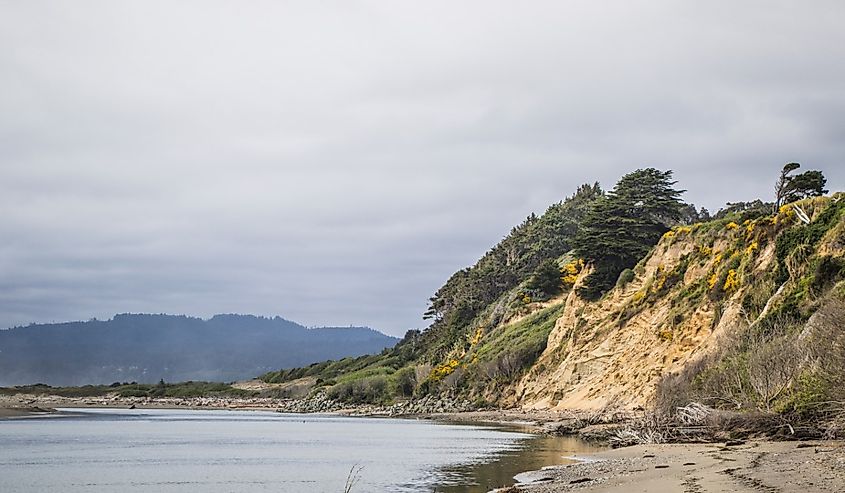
[793,204,811,224]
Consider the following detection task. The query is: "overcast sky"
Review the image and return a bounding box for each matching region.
[1,1,843,335]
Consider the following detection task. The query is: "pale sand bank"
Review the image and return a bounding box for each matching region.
[503,440,845,492]
[0,406,56,418]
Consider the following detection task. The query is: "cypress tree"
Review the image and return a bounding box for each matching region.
[575,168,684,300]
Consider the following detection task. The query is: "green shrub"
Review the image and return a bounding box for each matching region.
[526,259,563,298]
[775,199,845,284]
[327,375,389,404]
[391,367,417,397]
[616,268,635,288]
[776,371,832,415]
[811,255,845,292]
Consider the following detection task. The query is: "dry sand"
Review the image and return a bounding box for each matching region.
[505,440,845,493]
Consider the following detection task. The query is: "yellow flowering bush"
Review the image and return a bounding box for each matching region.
[663,226,692,242]
[429,359,461,381]
[698,245,712,256]
[713,252,723,266]
[777,204,795,224]
[707,273,719,290]
[726,221,739,230]
[469,327,484,346]
[653,265,668,291]
[723,269,739,292]
[745,241,758,256]
[561,259,584,287]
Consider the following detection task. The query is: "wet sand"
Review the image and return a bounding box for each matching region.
[0,406,56,418]
[504,440,845,492]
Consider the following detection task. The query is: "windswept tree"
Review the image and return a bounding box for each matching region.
[774,162,827,210]
[574,168,685,300]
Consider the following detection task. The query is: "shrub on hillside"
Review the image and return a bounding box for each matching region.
[656,298,845,424]
[327,375,389,404]
[616,268,635,289]
[526,259,563,298]
[391,366,416,397]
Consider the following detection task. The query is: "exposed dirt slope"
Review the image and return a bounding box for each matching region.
[511,196,844,411]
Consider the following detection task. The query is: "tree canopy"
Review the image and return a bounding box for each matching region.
[526,259,563,297]
[774,162,828,209]
[574,168,685,300]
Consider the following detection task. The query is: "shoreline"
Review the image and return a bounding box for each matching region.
[0,394,572,433]
[501,440,845,492]
[5,395,845,492]
[0,406,57,419]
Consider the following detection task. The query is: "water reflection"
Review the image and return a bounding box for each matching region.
[432,425,604,493]
[0,409,602,493]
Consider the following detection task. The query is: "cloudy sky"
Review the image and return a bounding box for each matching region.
[1,1,843,335]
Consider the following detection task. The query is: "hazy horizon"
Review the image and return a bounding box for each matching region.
[2,2,844,336]
[1,311,393,333]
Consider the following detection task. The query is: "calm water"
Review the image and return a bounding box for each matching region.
[0,408,601,492]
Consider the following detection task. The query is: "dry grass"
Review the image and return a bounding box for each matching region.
[343,464,363,493]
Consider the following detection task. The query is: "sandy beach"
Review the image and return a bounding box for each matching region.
[505,440,845,492]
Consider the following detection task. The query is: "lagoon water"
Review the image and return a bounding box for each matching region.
[0,408,600,492]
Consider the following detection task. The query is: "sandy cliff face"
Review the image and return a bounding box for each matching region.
[510,196,844,411]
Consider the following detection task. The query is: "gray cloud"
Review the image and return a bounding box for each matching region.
[2,1,844,335]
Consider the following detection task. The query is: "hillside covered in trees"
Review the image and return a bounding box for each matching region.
[0,314,398,386]
[262,164,844,433]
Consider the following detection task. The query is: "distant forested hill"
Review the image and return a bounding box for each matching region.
[0,314,398,386]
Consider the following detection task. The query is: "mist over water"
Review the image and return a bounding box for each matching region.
[0,409,600,492]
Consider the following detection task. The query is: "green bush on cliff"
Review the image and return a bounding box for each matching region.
[526,259,564,298]
[327,375,390,404]
[616,268,635,288]
[774,198,845,285]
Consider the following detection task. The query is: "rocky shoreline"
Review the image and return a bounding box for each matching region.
[1,392,630,448]
[0,391,479,416]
